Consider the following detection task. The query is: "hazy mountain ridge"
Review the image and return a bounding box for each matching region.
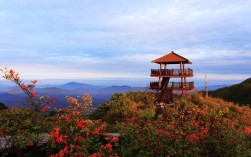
[58,82,105,90]
[0,80,242,108]
[197,84,230,91]
[0,82,146,108]
[209,77,251,105]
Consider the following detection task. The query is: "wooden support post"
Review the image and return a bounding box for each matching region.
[183,64,185,76]
[180,62,182,74]
[158,77,161,88]
[164,64,166,75]
[180,62,183,83]
[160,63,162,75]
[184,63,186,87]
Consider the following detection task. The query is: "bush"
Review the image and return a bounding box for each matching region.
[0,102,7,110]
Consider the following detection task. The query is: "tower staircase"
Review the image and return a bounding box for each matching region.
[157,77,173,104]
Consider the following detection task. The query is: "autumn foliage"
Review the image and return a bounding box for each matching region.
[0,68,251,157]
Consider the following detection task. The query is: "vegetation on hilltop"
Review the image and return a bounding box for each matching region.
[209,77,251,106]
[1,91,251,156]
[88,91,156,123]
[90,91,251,156]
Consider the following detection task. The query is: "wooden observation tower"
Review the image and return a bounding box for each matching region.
[150,51,194,104]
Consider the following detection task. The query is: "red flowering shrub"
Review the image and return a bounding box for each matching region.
[106,92,251,157]
[0,107,54,156]
[89,91,156,124]
[0,67,56,111]
[49,94,119,157]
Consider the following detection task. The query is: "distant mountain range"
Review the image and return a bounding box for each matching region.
[209,78,251,106]
[58,82,105,90]
[0,80,243,108]
[197,84,230,91]
[0,82,146,108]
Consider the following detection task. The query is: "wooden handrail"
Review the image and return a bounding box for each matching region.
[151,68,193,76]
[150,81,194,90]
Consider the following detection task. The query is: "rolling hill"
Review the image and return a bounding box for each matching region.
[209,77,251,106]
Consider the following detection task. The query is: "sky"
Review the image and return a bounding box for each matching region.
[0,0,250,86]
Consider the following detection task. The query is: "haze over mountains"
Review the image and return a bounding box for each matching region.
[0,81,245,108]
[0,82,146,108]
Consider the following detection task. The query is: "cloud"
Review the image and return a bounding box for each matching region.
[0,0,250,84]
[0,64,148,80]
[1,0,251,52]
[195,73,250,81]
[45,55,104,65]
[176,49,251,61]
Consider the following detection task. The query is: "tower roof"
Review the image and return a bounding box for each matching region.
[152,51,192,64]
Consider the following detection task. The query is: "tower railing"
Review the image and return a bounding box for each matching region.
[150,81,194,90]
[151,68,193,76]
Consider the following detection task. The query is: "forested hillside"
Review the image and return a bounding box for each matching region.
[1,91,251,156]
[209,77,251,106]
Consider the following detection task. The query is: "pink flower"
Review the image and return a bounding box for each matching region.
[63,145,69,155]
[93,120,99,124]
[244,127,251,135]
[30,92,37,97]
[200,128,208,136]
[170,124,175,130]
[31,80,38,84]
[92,124,106,135]
[50,128,67,144]
[20,83,27,90]
[188,134,200,143]
[28,84,35,90]
[9,69,14,77]
[27,141,33,147]
[111,137,119,143]
[101,143,113,152]
[105,143,112,152]
[41,104,51,112]
[89,153,98,157]
[76,120,88,129]
[67,97,79,107]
